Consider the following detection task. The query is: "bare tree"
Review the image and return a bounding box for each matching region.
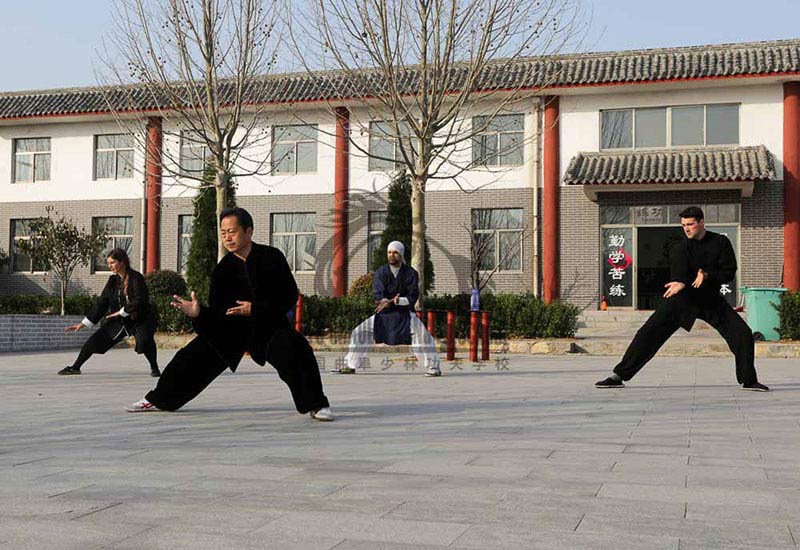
[289,0,583,304]
[99,0,283,258]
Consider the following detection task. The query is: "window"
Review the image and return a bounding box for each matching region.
[634,108,667,148]
[14,138,51,183]
[178,215,194,274]
[95,134,134,179]
[600,104,739,150]
[706,104,739,145]
[271,213,316,272]
[368,121,414,171]
[472,114,524,167]
[471,208,524,272]
[92,216,133,272]
[180,131,210,176]
[271,125,318,174]
[367,210,387,269]
[600,110,633,149]
[11,219,48,272]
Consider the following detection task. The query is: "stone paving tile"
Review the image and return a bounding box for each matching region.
[4,350,800,548]
[250,511,471,546]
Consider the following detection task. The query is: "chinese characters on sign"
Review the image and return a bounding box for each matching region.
[601,227,633,307]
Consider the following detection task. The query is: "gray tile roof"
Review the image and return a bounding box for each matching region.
[563,145,776,186]
[2,38,800,120]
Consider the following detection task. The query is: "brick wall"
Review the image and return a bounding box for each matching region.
[0,315,96,352]
[741,181,784,288]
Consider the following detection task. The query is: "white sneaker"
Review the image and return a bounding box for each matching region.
[310,407,334,421]
[125,398,159,412]
[425,366,442,377]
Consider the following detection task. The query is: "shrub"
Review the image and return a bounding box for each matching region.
[151,295,193,333]
[0,294,95,315]
[778,290,800,340]
[348,272,374,300]
[299,292,578,339]
[145,270,188,298]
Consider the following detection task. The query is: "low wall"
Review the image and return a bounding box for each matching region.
[0,315,96,353]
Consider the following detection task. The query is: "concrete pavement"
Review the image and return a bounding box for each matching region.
[2,348,800,549]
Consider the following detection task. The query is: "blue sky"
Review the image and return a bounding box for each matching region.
[1,0,799,92]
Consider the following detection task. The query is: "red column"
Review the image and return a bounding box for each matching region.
[784,83,800,291]
[145,117,163,273]
[543,96,560,303]
[333,107,350,297]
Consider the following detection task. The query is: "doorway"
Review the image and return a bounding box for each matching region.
[636,226,682,310]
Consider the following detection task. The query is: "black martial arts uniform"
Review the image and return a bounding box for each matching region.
[70,270,158,371]
[145,242,330,412]
[372,263,419,345]
[613,230,760,385]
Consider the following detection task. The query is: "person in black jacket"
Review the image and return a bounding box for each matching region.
[59,248,160,377]
[595,206,768,392]
[125,207,333,421]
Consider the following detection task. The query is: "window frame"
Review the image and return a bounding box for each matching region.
[94,134,134,180]
[270,212,317,273]
[10,219,48,273]
[471,208,525,273]
[179,130,211,177]
[92,216,134,273]
[367,210,388,269]
[177,214,194,274]
[270,124,319,175]
[599,103,740,151]
[471,114,525,167]
[367,121,414,172]
[13,137,51,183]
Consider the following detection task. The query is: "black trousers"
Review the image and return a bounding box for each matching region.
[72,324,158,370]
[145,329,330,413]
[613,297,758,385]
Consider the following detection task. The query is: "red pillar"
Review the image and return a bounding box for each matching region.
[145,117,163,273]
[543,96,560,303]
[333,107,350,297]
[785,83,800,291]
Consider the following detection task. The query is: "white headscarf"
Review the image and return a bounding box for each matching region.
[387,240,405,259]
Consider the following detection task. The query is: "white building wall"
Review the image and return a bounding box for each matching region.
[0,119,147,203]
[559,83,784,180]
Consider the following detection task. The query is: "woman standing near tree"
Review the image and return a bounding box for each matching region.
[59,248,160,377]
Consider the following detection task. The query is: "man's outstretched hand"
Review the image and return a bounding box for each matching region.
[692,269,707,288]
[226,300,252,316]
[663,281,686,299]
[171,291,200,318]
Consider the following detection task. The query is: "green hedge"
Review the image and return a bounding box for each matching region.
[0,294,95,315]
[301,293,578,339]
[779,291,800,340]
[0,292,579,339]
[151,295,193,333]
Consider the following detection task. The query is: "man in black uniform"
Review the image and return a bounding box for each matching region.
[595,206,769,392]
[126,207,334,420]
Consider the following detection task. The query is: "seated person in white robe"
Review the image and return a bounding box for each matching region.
[343,241,441,376]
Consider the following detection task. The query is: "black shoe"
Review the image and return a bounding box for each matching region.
[595,376,624,388]
[58,366,81,375]
[742,381,769,392]
[150,367,161,378]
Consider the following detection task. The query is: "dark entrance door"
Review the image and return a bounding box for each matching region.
[636,226,683,310]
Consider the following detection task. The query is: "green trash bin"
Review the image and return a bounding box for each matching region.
[740,287,786,341]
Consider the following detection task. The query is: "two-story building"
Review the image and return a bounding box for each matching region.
[0,38,796,310]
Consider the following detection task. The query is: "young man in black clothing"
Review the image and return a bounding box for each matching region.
[596,206,769,392]
[126,207,334,420]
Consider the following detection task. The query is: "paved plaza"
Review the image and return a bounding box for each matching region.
[2,348,800,549]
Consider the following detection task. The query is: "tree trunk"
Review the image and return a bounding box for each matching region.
[411,175,426,309]
[215,169,229,261]
[60,279,67,316]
